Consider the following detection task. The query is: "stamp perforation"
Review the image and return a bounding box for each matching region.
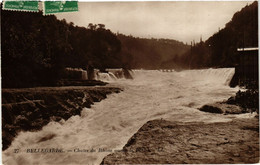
[2,0,39,12]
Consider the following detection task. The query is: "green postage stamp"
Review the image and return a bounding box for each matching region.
[3,1,39,12]
[43,1,78,14]
[2,1,78,14]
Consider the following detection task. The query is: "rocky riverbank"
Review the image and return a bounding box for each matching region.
[102,118,259,164]
[102,86,259,164]
[199,89,259,115]
[2,86,122,150]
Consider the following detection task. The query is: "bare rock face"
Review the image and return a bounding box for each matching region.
[2,87,122,150]
[102,119,259,164]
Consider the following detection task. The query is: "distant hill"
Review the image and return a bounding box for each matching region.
[117,34,190,69]
[176,1,258,69]
[121,2,258,70]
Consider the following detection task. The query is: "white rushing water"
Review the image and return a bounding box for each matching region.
[3,68,255,165]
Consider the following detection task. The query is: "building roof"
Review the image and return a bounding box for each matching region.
[237,47,259,52]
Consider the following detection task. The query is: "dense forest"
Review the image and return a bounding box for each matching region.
[1,9,123,88]
[171,1,258,69]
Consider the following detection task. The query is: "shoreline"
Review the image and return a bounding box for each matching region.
[2,86,122,151]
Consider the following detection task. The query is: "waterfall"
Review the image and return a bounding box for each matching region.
[94,69,134,82]
[95,72,117,81]
[82,70,88,80]
[179,68,235,86]
[65,67,234,86]
[65,68,134,81]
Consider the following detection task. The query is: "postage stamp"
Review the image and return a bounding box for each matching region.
[43,1,78,15]
[3,1,38,12]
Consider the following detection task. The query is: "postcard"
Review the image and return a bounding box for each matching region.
[1,1,259,164]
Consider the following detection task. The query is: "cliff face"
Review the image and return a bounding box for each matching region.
[2,86,121,150]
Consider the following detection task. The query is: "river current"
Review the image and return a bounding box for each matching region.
[3,68,255,165]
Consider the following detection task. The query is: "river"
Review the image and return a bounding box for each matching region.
[2,68,255,165]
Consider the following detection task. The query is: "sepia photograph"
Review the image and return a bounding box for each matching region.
[1,1,259,164]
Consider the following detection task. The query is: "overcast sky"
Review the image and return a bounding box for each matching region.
[55,1,252,43]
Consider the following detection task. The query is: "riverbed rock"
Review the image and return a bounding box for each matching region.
[2,86,122,150]
[199,103,244,114]
[199,104,223,113]
[102,118,259,164]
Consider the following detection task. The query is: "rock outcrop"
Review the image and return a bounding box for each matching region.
[226,89,259,113]
[2,86,121,150]
[102,118,259,164]
[199,89,259,115]
[199,103,245,114]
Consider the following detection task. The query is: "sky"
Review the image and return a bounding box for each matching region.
[55,1,252,43]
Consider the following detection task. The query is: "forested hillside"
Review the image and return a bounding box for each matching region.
[118,34,189,69]
[1,9,122,88]
[174,1,258,69]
